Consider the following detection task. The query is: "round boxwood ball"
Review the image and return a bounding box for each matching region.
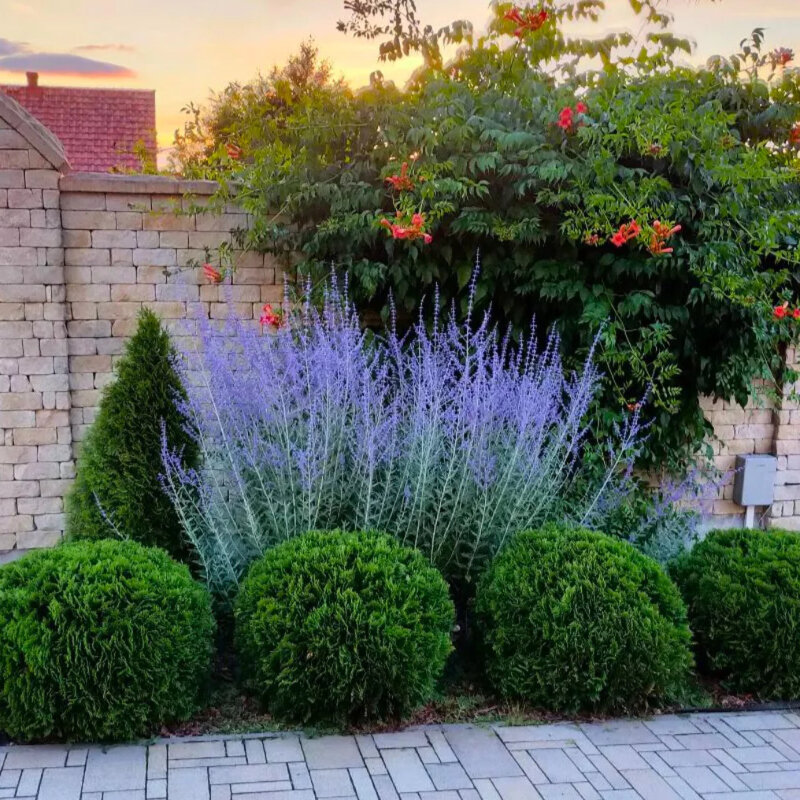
[475,524,693,713]
[0,539,215,742]
[235,530,454,723]
[671,527,800,699]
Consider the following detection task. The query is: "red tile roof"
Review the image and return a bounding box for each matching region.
[0,83,156,173]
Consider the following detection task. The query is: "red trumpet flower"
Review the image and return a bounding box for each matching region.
[648,220,682,256]
[203,263,223,283]
[259,303,282,330]
[504,6,548,38]
[380,211,433,244]
[385,161,415,192]
[610,220,641,247]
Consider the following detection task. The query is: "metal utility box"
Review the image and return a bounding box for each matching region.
[733,454,777,507]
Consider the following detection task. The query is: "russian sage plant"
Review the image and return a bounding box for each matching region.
[163,278,642,602]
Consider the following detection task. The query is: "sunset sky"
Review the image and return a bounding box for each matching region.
[2,0,799,154]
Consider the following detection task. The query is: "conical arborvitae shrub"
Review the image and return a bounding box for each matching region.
[66,308,198,561]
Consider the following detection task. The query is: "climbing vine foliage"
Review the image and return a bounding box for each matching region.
[176,6,800,468]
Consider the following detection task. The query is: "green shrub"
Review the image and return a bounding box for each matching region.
[66,308,198,560]
[475,524,693,713]
[671,528,800,699]
[0,540,215,742]
[235,530,454,723]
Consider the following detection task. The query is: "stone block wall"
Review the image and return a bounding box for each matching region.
[58,174,283,450]
[0,104,71,551]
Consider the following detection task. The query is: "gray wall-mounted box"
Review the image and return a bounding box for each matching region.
[733,454,777,507]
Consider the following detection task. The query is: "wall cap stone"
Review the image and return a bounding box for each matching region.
[59,172,219,195]
[0,91,70,172]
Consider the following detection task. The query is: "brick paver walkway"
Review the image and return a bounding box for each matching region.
[2,711,800,800]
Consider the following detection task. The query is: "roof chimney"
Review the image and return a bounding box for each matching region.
[26,71,38,88]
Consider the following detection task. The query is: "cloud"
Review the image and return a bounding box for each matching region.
[0,38,29,57]
[0,52,135,78]
[74,43,137,54]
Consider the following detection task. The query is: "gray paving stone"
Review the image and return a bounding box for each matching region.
[644,718,700,736]
[0,771,18,789]
[170,757,248,769]
[639,752,675,777]
[351,766,379,800]
[581,722,659,747]
[598,792,640,800]
[210,787,231,800]
[709,766,748,791]
[16,769,42,797]
[538,784,583,800]
[230,781,293,793]
[658,736,684,752]
[264,738,304,763]
[461,789,481,800]
[311,769,355,798]
[658,751,720,768]
[622,769,682,800]
[147,778,167,799]
[587,755,629,790]
[585,772,613,792]
[426,763,473,790]
[246,740,267,765]
[705,720,750,749]
[373,774,401,800]
[663,776,701,800]
[728,746,786,764]
[743,731,767,747]
[419,792,461,800]
[708,750,747,773]
[169,767,211,800]
[599,747,649,771]
[4,746,66,769]
[102,791,146,800]
[511,752,547,784]
[209,764,289,785]
[148,744,167,780]
[778,733,800,757]
[382,749,435,793]
[724,714,796,732]
[672,735,731,750]
[39,767,83,800]
[472,779,502,800]
[227,741,246,758]
[673,766,729,793]
[427,732,458,764]
[575,782,601,800]
[290,762,313,789]
[565,748,595,773]
[491,777,539,800]
[82,794,103,800]
[742,772,800,791]
[171,742,227,760]
[374,733,430,749]
[234,792,314,800]
[531,750,585,783]
[444,728,522,779]
[419,747,439,764]
[357,737,380,760]
[495,725,586,746]
[366,758,388,776]
[750,765,785,773]
[83,746,147,792]
[701,793,778,800]
[400,793,420,800]
[67,749,88,767]
[303,737,363,770]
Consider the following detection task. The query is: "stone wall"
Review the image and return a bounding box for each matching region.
[1,89,800,555]
[58,173,283,450]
